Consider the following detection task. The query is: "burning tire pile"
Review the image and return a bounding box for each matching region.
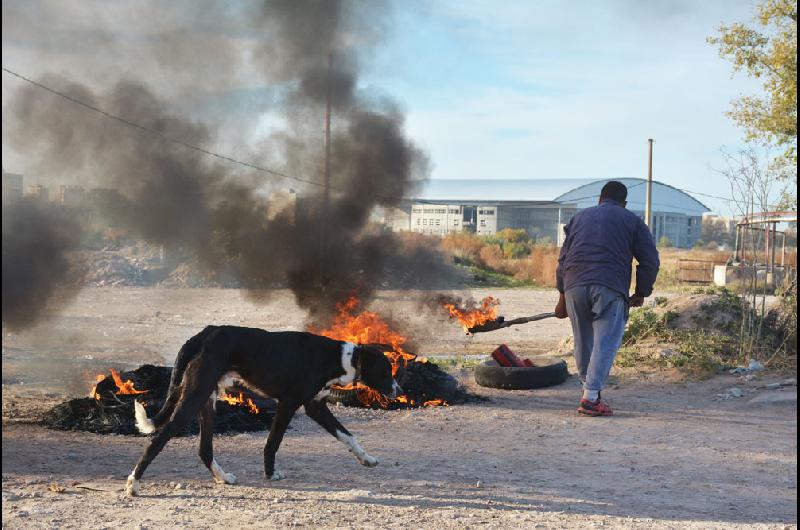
[42,365,275,435]
[314,296,473,409]
[42,342,470,436]
[328,358,469,409]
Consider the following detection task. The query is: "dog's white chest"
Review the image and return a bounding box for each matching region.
[338,342,357,385]
[313,342,357,401]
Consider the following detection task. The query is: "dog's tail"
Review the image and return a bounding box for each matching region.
[134,325,217,435]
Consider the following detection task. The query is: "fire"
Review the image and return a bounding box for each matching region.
[310,295,448,409]
[313,295,416,376]
[110,369,148,395]
[423,399,449,407]
[90,369,148,400]
[89,374,105,400]
[442,296,500,333]
[218,391,260,414]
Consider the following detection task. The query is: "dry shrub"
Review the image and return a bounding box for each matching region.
[478,244,504,269]
[441,232,484,264]
[509,246,560,286]
[784,249,797,267]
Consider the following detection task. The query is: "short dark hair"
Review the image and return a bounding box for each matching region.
[600,181,627,203]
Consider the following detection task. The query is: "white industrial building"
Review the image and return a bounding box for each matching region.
[383,178,709,248]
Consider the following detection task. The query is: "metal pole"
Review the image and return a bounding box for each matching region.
[323,52,332,217]
[645,139,654,229]
[771,222,777,271]
[781,230,786,267]
[319,52,333,288]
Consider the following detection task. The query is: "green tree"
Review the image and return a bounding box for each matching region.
[708,0,797,164]
[658,235,673,248]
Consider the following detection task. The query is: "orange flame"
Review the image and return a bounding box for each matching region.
[110,368,148,395]
[423,399,449,407]
[313,295,416,376]
[218,391,260,414]
[89,374,105,400]
[310,295,451,409]
[90,370,147,399]
[442,296,500,333]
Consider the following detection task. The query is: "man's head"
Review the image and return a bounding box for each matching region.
[599,180,627,207]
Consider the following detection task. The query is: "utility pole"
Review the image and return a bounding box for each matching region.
[323,52,332,223]
[319,52,333,288]
[645,138,654,229]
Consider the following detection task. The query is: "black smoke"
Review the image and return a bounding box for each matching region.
[2,198,81,330]
[2,0,454,326]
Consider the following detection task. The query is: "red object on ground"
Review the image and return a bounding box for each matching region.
[491,344,526,367]
[522,358,534,367]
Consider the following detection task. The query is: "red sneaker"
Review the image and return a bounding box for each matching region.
[577,397,613,416]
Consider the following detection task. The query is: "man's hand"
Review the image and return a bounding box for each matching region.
[554,292,568,319]
[628,294,645,307]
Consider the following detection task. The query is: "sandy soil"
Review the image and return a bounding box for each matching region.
[2,287,797,529]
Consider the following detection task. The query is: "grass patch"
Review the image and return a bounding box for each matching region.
[619,287,753,378]
[426,355,485,371]
[460,264,538,288]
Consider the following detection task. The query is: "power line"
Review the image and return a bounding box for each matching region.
[1,67,739,207]
[1,66,328,191]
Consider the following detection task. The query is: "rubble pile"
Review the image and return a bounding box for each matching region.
[78,252,148,287]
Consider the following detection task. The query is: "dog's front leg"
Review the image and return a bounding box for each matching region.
[263,400,298,481]
[304,400,378,467]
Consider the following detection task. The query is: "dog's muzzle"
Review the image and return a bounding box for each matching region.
[389,379,402,399]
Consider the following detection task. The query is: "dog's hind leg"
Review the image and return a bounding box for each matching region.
[125,359,219,496]
[263,399,300,481]
[198,399,236,485]
[304,400,378,468]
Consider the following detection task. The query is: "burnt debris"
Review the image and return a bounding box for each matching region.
[328,359,474,410]
[42,365,275,435]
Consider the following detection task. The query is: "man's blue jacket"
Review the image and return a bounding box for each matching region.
[556,199,660,297]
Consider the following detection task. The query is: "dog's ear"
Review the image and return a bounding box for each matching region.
[355,346,394,379]
[354,344,377,361]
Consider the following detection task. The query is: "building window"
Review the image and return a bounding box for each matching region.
[435,219,440,226]
[480,219,486,227]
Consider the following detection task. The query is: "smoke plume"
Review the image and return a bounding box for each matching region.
[3,0,454,327]
[2,198,81,330]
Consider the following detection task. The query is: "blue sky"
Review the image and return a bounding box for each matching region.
[2,0,765,214]
[364,0,764,214]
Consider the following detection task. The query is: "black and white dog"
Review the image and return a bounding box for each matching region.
[125,325,401,496]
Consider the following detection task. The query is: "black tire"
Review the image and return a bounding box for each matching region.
[327,387,360,406]
[474,356,568,390]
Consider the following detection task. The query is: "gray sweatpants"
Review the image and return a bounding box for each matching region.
[565,284,628,392]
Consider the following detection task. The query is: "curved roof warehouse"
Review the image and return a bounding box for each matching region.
[382,178,709,248]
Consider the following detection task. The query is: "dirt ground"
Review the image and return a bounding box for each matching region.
[2,287,797,529]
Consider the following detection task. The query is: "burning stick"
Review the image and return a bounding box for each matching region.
[466,312,557,334]
[440,296,500,333]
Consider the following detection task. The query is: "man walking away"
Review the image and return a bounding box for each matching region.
[554,181,660,416]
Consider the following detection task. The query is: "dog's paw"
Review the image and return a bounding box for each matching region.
[268,470,286,481]
[360,454,379,468]
[211,460,237,485]
[124,475,140,496]
[214,471,237,485]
